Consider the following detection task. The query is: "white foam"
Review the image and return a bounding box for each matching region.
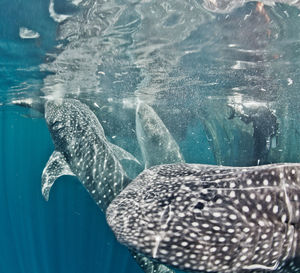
[19,27,40,39]
[12,98,34,106]
[71,0,83,6]
[42,83,66,100]
[49,0,70,23]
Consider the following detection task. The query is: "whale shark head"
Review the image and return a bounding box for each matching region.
[107,163,300,273]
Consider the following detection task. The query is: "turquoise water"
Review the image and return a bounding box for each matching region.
[1,0,300,272]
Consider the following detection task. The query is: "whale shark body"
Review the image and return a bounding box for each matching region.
[42,98,137,211]
[42,98,176,273]
[107,163,300,273]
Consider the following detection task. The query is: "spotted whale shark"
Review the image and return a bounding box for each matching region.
[136,102,184,168]
[41,98,141,210]
[41,98,176,273]
[107,163,300,273]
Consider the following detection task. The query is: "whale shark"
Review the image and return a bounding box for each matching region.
[136,102,184,168]
[41,98,176,273]
[107,163,300,273]
[41,98,140,210]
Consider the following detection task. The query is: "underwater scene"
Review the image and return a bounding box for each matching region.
[1,0,300,272]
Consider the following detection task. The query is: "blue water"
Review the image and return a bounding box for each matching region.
[1,0,300,272]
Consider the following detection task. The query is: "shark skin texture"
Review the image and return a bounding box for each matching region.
[107,163,300,273]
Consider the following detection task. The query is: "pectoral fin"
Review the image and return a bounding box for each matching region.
[130,251,174,273]
[108,142,140,165]
[41,150,75,201]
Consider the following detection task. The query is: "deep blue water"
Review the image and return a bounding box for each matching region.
[2,0,300,272]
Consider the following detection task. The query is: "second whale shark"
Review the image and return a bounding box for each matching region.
[107,163,300,273]
[136,102,184,168]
